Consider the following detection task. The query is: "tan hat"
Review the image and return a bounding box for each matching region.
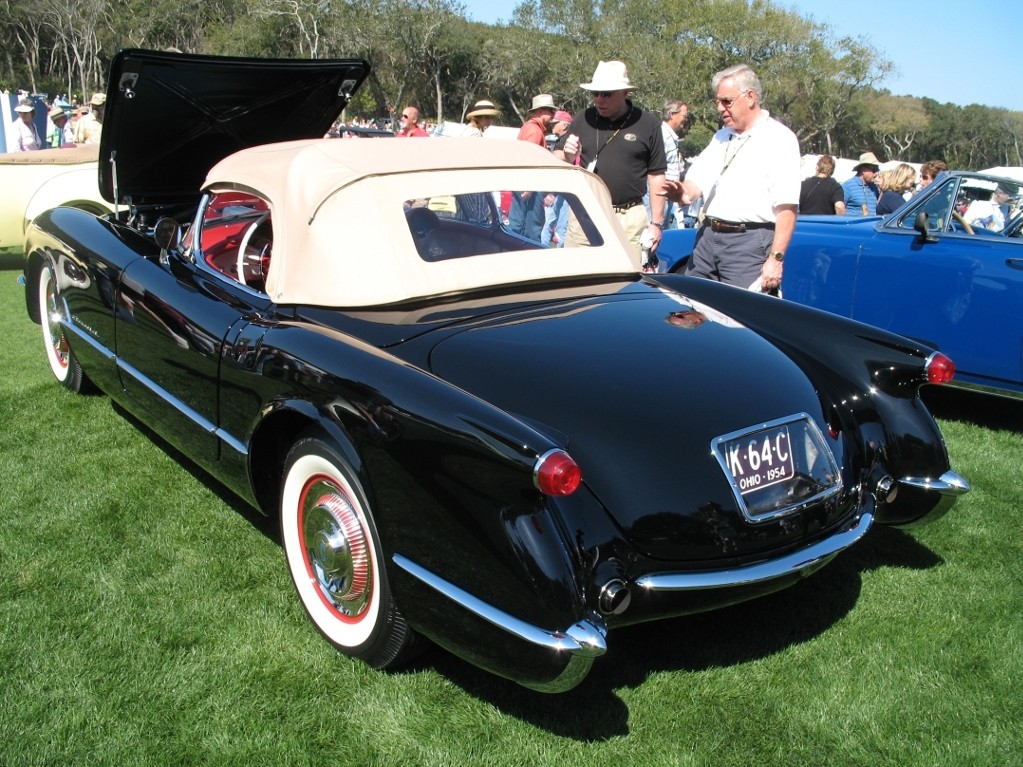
[529,94,556,112]
[48,105,67,120]
[580,61,636,92]
[466,99,500,119]
[90,92,106,106]
[14,101,34,113]
[853,151,881,172]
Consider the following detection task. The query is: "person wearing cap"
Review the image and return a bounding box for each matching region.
[46,105,74,148]
[74,92,106,145]
[842,152,882,216]
[9,101,42,152]
[666,63,800,294]
[396,106,428,137]
[462,99,500,137]
[542,110,574,247]
[509,94,558,240]
[556,61,667,264]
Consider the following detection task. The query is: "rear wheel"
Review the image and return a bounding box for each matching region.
[280,434,415,668]
[38,263,91,393]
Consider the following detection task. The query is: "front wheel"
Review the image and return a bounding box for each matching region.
[37,262,91,393]
[280,434,415,668]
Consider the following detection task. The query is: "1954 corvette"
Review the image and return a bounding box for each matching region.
[22,50,969,692]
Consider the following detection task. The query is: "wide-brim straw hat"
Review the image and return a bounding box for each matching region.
[466,99,500,119]
[853,151,881,171]
[580,61,636,92]
[48,105,68,120]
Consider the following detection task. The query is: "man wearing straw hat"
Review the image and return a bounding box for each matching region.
[557,61,667,263]
[842,152,882,216]
[75,93,106,145]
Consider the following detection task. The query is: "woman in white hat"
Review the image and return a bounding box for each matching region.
[10,101,42,152]
[462,99,500,137]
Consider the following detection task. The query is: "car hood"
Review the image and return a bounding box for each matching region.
[99,48,369,206]
[427,287,850,563]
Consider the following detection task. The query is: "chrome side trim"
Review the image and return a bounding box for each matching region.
[636,511,874,592]
[900,471,971,496]
[392,554,607,659]
[116,357,249,457]
[949,379,1023,401]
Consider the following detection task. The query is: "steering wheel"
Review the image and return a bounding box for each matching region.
[237,212,270,285]
[950,211,975,235]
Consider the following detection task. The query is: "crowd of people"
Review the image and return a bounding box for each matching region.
[5,91,106,152]
[7,63,975,296]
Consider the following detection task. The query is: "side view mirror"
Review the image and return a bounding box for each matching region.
[914,210,938,244]
[153,217,181,266]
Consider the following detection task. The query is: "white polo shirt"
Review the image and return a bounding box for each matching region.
[686,110,801,224]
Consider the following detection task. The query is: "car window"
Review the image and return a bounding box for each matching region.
[404,190,601,262]
[195,192,273,292]
[895,177,956,231]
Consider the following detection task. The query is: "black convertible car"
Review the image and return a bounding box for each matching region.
[22,50,968,692]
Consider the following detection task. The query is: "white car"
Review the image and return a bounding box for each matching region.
[0,144,113,252]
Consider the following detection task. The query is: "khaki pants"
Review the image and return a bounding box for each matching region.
[565,204,648,267]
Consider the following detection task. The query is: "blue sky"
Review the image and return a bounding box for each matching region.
[460,0,1023,112]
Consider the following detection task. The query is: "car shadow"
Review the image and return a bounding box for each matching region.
[398,524,940,739]
[113,400,944,739]
[923,386,1023,434]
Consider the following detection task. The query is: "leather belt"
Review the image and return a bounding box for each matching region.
[706,217,775,233]
[612,199,644,214]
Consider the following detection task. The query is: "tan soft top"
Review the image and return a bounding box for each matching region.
[0,144,99,166]
[204,138,636,307]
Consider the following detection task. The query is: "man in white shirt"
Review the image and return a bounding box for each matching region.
[667,64,800,294]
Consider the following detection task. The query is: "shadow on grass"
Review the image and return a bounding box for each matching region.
[400,524,940,740]
[112,402,280,543]
[0,251,24,271]
[923,385,1023,434]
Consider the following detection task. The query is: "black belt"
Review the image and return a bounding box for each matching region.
[706,217,775,233]
[612,199,644,214]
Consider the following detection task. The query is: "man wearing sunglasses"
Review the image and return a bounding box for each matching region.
[666,64,800,295]
[556,60,667,264]
[396,106,428,137]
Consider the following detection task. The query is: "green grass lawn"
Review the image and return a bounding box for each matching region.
[1,254,1020,766]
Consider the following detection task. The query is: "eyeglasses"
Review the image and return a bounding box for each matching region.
[920,174,933,180]
[401,114,412,119]
[715,90,749,108]
[593,91,617,98]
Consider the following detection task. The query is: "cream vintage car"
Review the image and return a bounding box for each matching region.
[0,144,113,252]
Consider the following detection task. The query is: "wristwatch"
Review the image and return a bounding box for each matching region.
[770,251,785,262]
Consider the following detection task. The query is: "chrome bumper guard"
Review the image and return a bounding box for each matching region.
[392,553,607,692]
[636,511,875,593]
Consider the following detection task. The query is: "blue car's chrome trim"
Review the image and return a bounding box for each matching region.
[636,511,874,592]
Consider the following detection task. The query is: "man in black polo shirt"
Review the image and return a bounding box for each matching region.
[556,60,667,264]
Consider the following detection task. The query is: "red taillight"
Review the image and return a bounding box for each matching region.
[533,449,581,496]
[926,352,956,385]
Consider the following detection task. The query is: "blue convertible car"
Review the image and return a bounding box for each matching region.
[659,171,1023,398]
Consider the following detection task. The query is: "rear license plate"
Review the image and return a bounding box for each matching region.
[722,424,795,495]
[712,414,842,522]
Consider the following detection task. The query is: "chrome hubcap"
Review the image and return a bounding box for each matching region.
[44,280,68,368]
[302,480,371,617]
